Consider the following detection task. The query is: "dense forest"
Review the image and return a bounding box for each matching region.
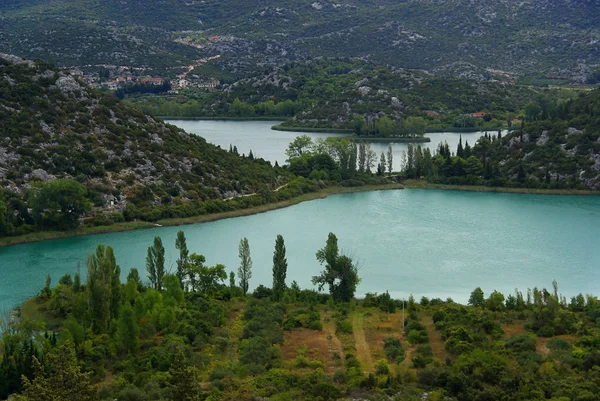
[1,231,600,401]
[400,89,600,190]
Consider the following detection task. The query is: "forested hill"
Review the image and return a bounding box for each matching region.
[0,0,599,80]
[410,89,600,190]
[0,55,291,233]
[498,89,600,189]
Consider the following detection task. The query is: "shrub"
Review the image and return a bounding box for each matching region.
[505,333,536,353]
[336,319,353,334]
[333,368,346,384]
[375,359,390,375]
[383,336,405,362]
[547,337,572,351]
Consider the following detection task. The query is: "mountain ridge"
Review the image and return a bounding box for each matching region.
[0,0,598,80]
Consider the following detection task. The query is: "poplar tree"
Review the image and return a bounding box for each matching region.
[238,237,252,295]
[117,303,139,354]
[87,245,120,334]
[386,144,393,176]
[272,234,288,301]
[377,152,386,175]
[146,236,165,290]
[358,142,366,173]
[175,230,189,289]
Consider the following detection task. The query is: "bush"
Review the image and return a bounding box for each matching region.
[333,368,346,384]
[375,359,390,375]
[505,333,536,353]
[547,337,572,351]
[336,319,353,334]
[407,329,429,344]
[383,336,405,362]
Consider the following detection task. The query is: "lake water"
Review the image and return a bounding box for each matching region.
[167,120,491,171]
[1,189,598,311]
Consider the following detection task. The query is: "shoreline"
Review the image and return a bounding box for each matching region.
[350,136,431,143]
[270,124,353,134]
[0,184,404,248]
[159,116,288,121]
[404,180,600,195]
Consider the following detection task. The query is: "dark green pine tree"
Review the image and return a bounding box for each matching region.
[170,348,201,401]
[457,135,464,158]
[272,234,288,301]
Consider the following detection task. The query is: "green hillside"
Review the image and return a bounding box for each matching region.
[0,55,294,236]
[0,0,598,79]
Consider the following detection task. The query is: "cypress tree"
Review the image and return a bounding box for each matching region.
[238,237,252,295]
[175,230,189,290]
[272,234,288,301]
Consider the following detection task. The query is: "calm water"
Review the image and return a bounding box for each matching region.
[167,120,490,171]
[1,189,598,310]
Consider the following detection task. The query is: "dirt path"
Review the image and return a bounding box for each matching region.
[422,314,448,362]
[323,316,344,363]
[352,312,374,373]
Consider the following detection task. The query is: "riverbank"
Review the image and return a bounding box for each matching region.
[0,184,403,248]
[350,136,431,143]
[404,179,600,195]
[158,116,288,121]
[270,124,353,134]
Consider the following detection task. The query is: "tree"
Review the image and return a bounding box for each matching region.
[365,143,376,173]
[86,245,120,334]
[272,234,288,301]
[406,144,415,177]
[468,287,485,307]
[146,236,165,291]
[358,143,366,173]
[286,135,314,160]
[238,237,252,295]
[29,179,91,230]
[175,230,189,289]
[117,303,139,354]
[376,116,395,137]
[170,348,201,401]
[127,268,142,288]
[312,233,360,302]
[0,198,8,235]
[352,115,365,134]
[186,254,226,294]
[377,152,386,176]
[14,343,98,401]
[386,145,393,176]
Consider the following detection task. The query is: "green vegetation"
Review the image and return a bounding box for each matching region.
[131,59,535,132]
[1,0,597,80]
[3,234,600,401]
[399,89,600,190]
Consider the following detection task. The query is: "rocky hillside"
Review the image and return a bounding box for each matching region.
[500,89,600,190]
[0,0,598,80]
[0,54,290,227]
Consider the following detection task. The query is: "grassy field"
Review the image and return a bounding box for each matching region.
[404,179,600,195]
[0,184,404,248]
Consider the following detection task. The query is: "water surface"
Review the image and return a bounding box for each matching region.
[168,119,489,171]
[1,189,598,310]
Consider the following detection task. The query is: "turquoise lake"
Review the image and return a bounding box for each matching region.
[1,189,599,311]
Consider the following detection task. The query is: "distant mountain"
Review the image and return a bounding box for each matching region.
[0,0,598,80]
[0,54,291,233]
